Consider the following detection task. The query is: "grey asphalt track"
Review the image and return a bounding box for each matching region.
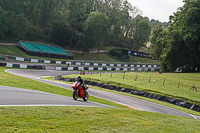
[5,69,200,119]
[0,85,111,107]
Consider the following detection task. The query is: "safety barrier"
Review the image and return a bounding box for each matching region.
[0,62,45,70]
[55,66,158,72]
[56,77,200,112]
[0,55,160,68]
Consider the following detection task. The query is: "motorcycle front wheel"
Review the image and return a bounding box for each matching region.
[73,90,78,100]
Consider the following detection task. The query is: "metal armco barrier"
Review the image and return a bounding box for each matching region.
[55,66,158,72]
[0,62,45,70]
[0,55,159,68]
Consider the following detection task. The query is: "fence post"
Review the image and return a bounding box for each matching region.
[135,75,137,81]
[149,76,151,82]
[163,79,165,85]
[123,72,125,79]
[178,81,180,88]
[190,84,198,92]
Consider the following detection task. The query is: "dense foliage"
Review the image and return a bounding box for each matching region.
[0,0,159,52]
[150,0,200,72]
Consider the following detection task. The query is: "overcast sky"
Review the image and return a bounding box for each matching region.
[128,0,184,22]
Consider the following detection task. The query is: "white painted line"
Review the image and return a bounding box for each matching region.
[0,105,107,107]
[188,114,198,120]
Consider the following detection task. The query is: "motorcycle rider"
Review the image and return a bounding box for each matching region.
[76,76,86,96]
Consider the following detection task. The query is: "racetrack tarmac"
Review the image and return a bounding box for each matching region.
[0,85,112,107]
[5,69,200,119]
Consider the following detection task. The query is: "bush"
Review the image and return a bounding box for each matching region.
[109,49,122,58]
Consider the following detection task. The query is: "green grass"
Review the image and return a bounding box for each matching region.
[1,67,200,132]
[0,45,69,61]
[47,77,200,116]
[0,45,157,63]
[0,45,28,56]
[1,106,200,133]
[73,52,157,63]
[62,72,200,106]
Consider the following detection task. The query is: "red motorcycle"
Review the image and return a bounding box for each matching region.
[72,81,89,101]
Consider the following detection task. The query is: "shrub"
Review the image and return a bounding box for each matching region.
[109,48,122,58]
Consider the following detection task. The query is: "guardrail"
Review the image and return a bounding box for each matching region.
[0,55,160,68]
[0,62,45,70]
[55,66,158,72]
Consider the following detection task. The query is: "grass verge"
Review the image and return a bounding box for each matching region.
[0,45,157,63]
[46,76,200,116]
[73,52,157,63]
[0,45,69,61]
[62,72,200,106]
[0,106,200,133]
[0,45,28,56]
[1,67,200,132]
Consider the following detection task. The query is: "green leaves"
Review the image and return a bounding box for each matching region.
[150,0,200,72]
[0,0,151,53]
[0,7,8,39]
[84,11,110,53]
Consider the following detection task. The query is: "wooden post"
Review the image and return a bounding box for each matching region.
[123,72,125,79]
[163,79,165,85]
[190,84,198,92]
[135,75,137,81]
[178,81,180,88]
[149,76,151,82]
[110,72,112,78]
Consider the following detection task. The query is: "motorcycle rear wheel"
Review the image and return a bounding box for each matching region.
[73,90,78,100]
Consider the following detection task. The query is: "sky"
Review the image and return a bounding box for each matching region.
[128,0,184,22]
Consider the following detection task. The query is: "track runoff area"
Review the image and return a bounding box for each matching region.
[2,69,199,120]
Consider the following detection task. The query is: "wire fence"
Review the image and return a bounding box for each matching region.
[86,72,200,91]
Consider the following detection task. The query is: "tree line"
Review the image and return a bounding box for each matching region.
[0,0,165,53]
[150,0,200,72]
[1,0,199,73]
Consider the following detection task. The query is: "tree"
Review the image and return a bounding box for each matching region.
[132,15,151,50]
[8,13,28,39]
[0,7,8,39]
[149,25,166,59]
[84,11,110,53]
[151,0,200,72]
[68,0,92,49]
[0,0,151,51]
[50,23,71,48]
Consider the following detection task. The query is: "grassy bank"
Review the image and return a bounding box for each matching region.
[1,67,200,132]
[73,52,157,63]
[0,45,157,63]
[0,45,69,61]
[62,72,200,106]
[1,106,200,133]
[0,45,28,56]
